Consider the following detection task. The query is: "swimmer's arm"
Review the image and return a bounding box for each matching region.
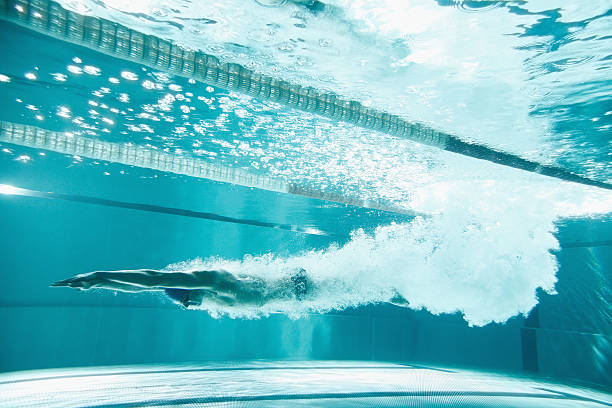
[94,270,195,289]
[51,269,238,291]
[97,269,239,290]
[94,281,164,293]
[51,270,163,291]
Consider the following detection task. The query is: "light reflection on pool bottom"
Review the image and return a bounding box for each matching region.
[1,361,610,408]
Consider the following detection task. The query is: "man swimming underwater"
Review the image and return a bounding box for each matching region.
[52,267,411,310]
[51,268,319,309]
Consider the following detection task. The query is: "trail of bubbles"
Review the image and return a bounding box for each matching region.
[163,178,610,326]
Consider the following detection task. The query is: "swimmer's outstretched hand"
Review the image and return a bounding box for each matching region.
[51,272,100,290]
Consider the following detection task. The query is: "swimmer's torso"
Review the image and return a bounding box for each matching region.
[166,269,316,309]
[186,273,268,308]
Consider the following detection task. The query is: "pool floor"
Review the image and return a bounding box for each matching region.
[1,360,610,407]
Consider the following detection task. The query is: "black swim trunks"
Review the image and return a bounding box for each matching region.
[164,288,191,307]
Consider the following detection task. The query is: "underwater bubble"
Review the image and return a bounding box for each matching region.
[51,73,67,82]
[120,71,138,81]
[254,0,287,7]
[278,42,295,52]
[83,65,101,75]
[141,80,156,89]
[67,65,82,74]
[57,106,71,118]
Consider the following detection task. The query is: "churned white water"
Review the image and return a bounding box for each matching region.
[167,172,611,326]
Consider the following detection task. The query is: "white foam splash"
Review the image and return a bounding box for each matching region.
[162,178,609,326]
[164,216,556,326]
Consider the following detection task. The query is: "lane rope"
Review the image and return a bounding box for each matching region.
[0,121,413,215]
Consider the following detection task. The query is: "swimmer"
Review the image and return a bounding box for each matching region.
[51,267,316,309]
[51,267,410,309]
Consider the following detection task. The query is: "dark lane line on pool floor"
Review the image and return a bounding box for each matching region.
[0,184,331,236]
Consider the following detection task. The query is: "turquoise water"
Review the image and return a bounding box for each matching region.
[0,0,611,406]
